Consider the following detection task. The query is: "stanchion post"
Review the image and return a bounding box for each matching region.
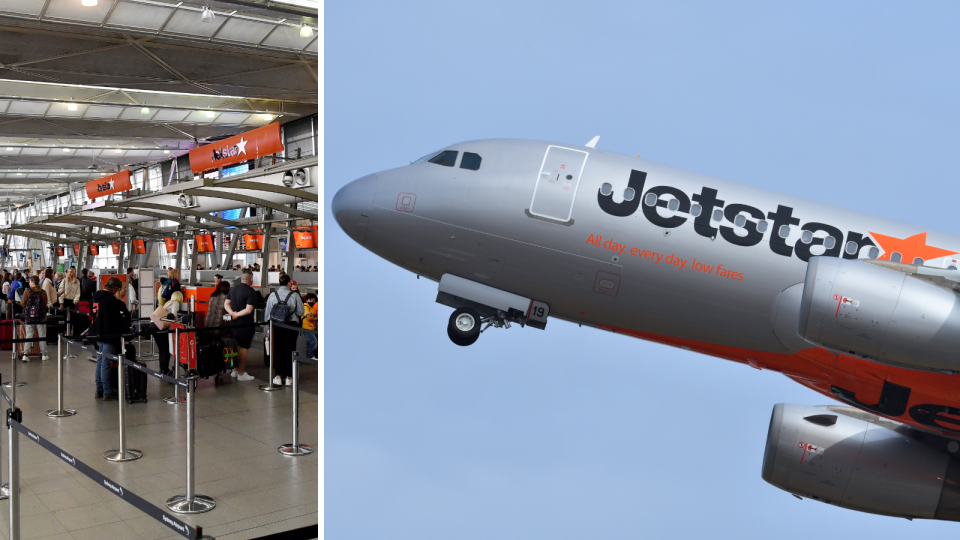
[0,374,8,501]
[279,353,313,456]
[3,321,25,389]
[259,320,282,392]
[104,337,142,462]
[164,327,184,404]
[45,335,76,418]
[7,407,19,540]
[166,376,215,514]
[7,356,21,540]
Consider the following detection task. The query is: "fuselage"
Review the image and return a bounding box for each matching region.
[333,138,960,436]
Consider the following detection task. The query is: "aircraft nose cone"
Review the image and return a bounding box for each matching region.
[332,173,378,246]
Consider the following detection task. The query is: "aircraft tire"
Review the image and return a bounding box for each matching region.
[448,308,481,346]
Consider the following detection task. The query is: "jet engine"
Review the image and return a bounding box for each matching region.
[762,403,960,521]
[798,256,960,373]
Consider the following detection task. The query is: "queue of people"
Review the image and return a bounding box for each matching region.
[0,264,317,400]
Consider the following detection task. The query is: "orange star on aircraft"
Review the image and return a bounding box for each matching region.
[868,231,956,262]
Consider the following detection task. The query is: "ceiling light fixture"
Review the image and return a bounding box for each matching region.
[300,23,313,38]
[261,113,274,121]
[204,111,215,118]
[4,148,12,152]
[201,6,215,23]
[62,148,70,153]
[140,106,150,114]
[81,0,98,6]
[114,149,122,153]
[67,101,78,111]
[163,150,171,154]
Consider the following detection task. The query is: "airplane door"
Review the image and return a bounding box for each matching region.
[528,145,588,223]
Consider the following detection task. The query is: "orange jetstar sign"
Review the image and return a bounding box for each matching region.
[869,232,957,263]
[188,123,283,174]
[85,170,131,200]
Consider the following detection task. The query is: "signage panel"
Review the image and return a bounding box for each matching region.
[188,123,283,173]
[85,170,132,200]
[133,239,146,254]
[164,238,178,253]
[195,234,214,253]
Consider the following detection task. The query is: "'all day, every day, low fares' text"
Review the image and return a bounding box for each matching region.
[585,234,745,281]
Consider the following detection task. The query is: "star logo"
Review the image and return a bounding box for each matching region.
[868,231,957,264]
[236,137,248,155]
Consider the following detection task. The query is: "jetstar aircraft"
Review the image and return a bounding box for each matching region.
[333,137,960,522]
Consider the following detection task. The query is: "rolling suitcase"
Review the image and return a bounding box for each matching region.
[195,336,228,378]
[45,315,65,344]
[124,343,147,403]
[0,319,11,350]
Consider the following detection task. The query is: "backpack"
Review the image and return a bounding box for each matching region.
[269,289,295,323]
[24,290,44,321]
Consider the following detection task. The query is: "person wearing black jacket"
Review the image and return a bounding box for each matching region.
[91,277,130,401]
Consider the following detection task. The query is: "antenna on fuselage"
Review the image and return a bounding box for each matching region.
[585,135,600,148]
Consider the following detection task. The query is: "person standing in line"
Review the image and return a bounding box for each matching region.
[125,267,138,310]
[302,292,318,359]
[91,277,130,401]
[41,268,57,309]
[154,291,182,377]
[204,281,231,337]
[263,273,304,386]
[223,269,257,382]
[159,268,180,305]
[58,267,80,311]
[20,276,48,362]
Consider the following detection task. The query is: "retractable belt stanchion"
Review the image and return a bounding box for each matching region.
[259,320,282,392]
[45,335,76,418]
[104,337,142,462]
[3,321,25,389]
[164,328,184,405]
[7,335,21,540]
[166,376,215,514]
[66,309,76,359]
[279,352,313,457]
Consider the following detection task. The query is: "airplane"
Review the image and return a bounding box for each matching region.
[332,137,960,522]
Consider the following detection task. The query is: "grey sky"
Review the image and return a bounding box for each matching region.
[326,2,960,537]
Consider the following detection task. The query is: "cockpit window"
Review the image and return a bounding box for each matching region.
[460,152,482,170]
[427,150,458,167]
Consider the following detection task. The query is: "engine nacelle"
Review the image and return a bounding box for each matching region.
[762,403,960,521]
[799,256,960,372]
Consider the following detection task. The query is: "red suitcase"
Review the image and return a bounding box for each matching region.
[172,322,197,370]
[0,319,11,350]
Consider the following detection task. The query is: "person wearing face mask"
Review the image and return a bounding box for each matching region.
[302,292,317,359]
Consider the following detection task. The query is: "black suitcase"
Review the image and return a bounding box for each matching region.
[125,363,148,403]
[45,315,65,344]
[195,336,227,378]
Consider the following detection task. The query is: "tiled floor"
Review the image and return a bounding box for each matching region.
[0,338,319,540]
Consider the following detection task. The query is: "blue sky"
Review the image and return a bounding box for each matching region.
[325,2,960,537]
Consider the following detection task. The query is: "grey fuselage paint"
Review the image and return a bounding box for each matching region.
[341,138,960,360]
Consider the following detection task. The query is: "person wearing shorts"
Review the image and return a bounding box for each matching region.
[224,269,257,381]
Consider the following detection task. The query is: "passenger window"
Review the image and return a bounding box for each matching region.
[600,183,613,196]
[712,209,723,221]
[667,198,680,212]
[623,188,636,201]
[845,241,858,255]
[778,225,791,238]
[644,193,658,206]
[428,150,458,167]
[913,257,923,265]
[733,215,746,228]
[460,152,482,170]
[868,247,879,259]
[890,252,902,263]
[800,230,813,244]
[690,204,702,217]
[823,236,836,249]
[757,220,768,233]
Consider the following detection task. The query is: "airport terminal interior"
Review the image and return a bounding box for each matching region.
[0,1,320,538]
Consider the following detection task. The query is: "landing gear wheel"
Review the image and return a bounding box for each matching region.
[447,308,481,346]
